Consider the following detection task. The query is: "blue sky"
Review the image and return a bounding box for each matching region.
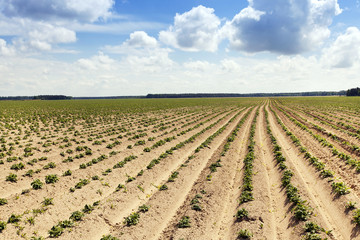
[0,0,359,96]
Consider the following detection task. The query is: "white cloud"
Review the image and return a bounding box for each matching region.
[0,0,114,22]
[234,6,265,21]
[104,31,158,54]
[0,16,77,53]
[0,39,15,56]
[28,25,76,44]
[0,0,114,54]
[223,0,342,54]
[159,5,221,52]
[0,52,359,97]
[69,21,167,35]
[125,31,158,48]
[77,52,115,70]
[103,31,174,73]
[24,23,76,51]
[125,48,174,73]
[7,22,77,52]
[321,27,360,68]
[221,59,241,72]
[183,60,212,72]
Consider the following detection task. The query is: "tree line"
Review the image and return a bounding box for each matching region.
[0,95,72,101]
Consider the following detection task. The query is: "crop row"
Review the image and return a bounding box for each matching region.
[0,109,240,239]
[234,108,259,239]
[296,106,360,138]
[264,108,330,239]
[277,103,360,156]
[104,107,249,235]
[270,104,351,197]
[274,103,360,172]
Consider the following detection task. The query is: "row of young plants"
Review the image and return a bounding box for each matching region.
[5,152,78,182]
[177,109,254,232]
[176,109,232,138]
[43,108,241,236]
[317,107,360,128]
[264,108,330,239]
[325,109,360,129]
[276,102,357,146]
[274,103,360,172]
[1,112,203,238]
[3,116,152,188]
[312,109,360,136]
[149,110,223,138]
[296,109,360,155]
[25,110,235,206]
[238,108,259,204]
[233,108,259,239]
[123,109,228,153]
[270,105,351,200]
[144,108,245,171]
[150,110,207,133]
[135,110,202,138]
[292,105,360,137]
[0,174,61,228]
[47,200,101,238]
[179,109,222,129]
[146,108,214,132]
[0,102,249,238]
[275,103,360,227]
[0,109,198,174]
[195,114,240,153]
[176,191,207,230]
[2,108,191,155]
[283,104,360,152]
[2,116,139,239]
[0,197,55,238]
[96,110,236,185]
[206,108,252,181]
[134,109,188,129]
[2,138,99,179]
[112,108,249,231]
[1,152,117,217]
[1,155,49,168]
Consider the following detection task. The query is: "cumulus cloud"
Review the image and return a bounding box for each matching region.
[159,5,221,52]
[77,52,115,70]
[0,0,114,22]
[26,23,76,51]
[0,0,114,53]
[223,0,342,54]
[103,31,174,73]
[6,22,77,52]
[104,31,158,54]
[322,27,360,68]
[125,31,158,48]
[28,25,76,44]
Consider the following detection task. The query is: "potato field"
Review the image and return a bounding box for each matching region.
[1,97,360,240]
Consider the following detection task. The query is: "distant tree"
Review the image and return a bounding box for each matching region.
[34,95,72,100]
[347,88,360,96]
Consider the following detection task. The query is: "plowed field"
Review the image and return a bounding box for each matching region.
[1,97,360,240]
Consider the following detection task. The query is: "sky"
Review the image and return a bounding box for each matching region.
[0,0,359,96]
